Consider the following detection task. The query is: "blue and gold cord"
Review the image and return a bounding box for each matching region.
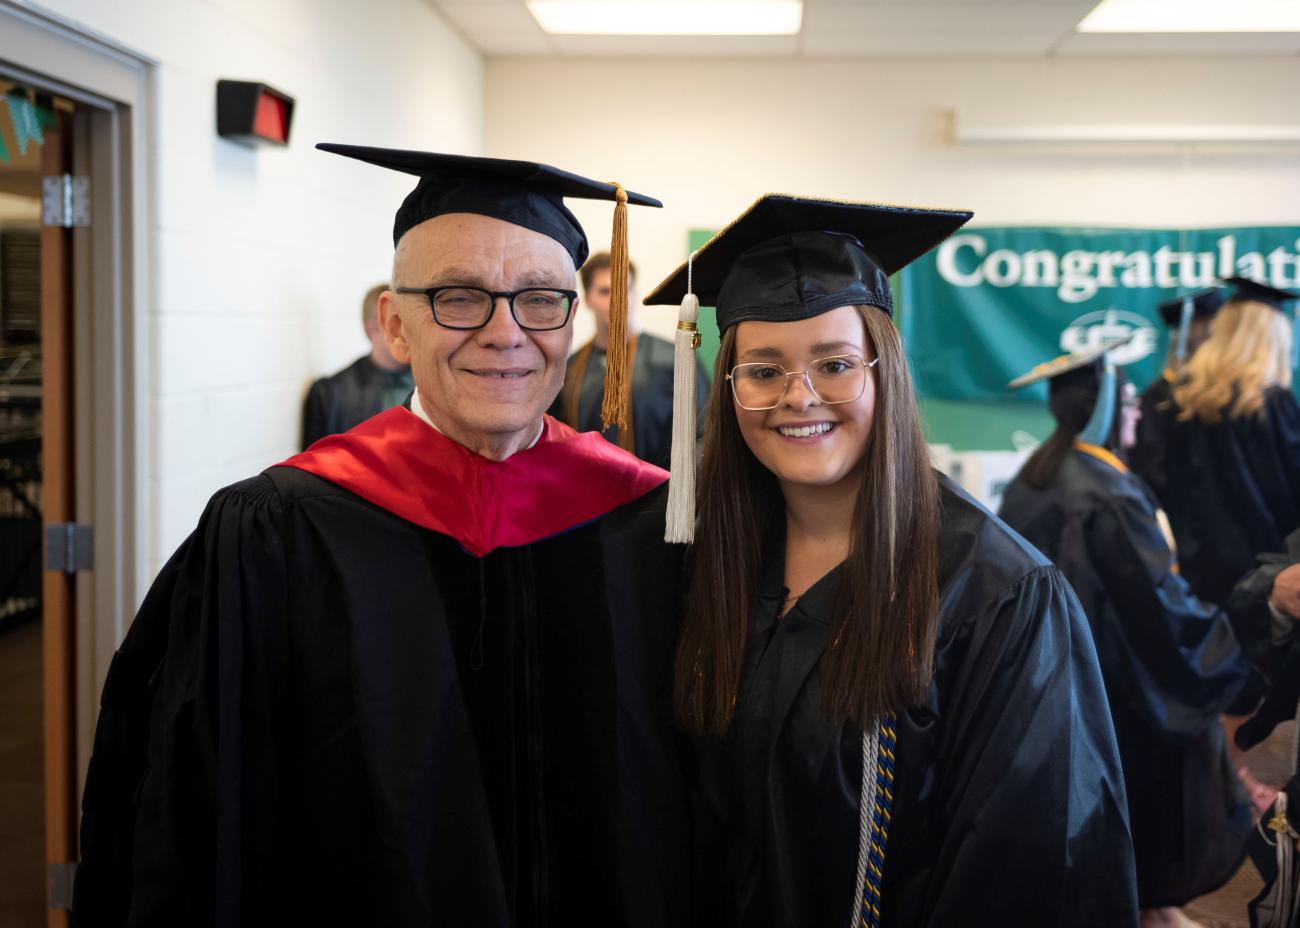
[860,713,897,928]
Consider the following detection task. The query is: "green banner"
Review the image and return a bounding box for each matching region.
[685,225,1300,450]
[900,225,1300,404]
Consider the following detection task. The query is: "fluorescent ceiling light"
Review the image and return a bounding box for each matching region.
[1078,0,1300,33]
[526,1,803,36]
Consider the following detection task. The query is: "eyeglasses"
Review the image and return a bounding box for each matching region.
[727,354,878,411]
[393,285,578,331]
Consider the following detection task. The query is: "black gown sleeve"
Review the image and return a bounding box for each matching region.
[926,565,1138,926]
[1229,530,1300,752]
[73,477,289,926]
[1227,541,1296,675]
[1265,388,1300,518]
[301,378,329,450]
[1086,491,1249,739]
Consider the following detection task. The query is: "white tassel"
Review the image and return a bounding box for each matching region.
[665,269,701,544]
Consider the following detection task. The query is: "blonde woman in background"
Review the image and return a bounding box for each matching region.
[1160,277,1300,609]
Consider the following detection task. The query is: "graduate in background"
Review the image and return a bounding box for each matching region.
[1161,277,1300,609]
[300,282,415,450]
[645,195,1137,927]
[72,147,691,926]
[1223,530,1300,923]
[550,252,709,468]
[1130,287,1223,502]
[999,339,1251,928]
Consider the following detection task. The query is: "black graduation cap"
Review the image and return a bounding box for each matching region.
[648,194,973,543]
[642,194,973,331]
[1223,276,1300,312]
[318,143,661,432]
[316,143,662,267]
[1157,288,1224,327]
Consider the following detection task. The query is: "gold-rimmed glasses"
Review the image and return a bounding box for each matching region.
[726,354,878,411]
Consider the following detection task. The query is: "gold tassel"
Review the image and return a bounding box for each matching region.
[601,183,632,431]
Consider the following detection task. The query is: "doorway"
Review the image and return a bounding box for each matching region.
[0,77,81,928]
[0,4,149,923]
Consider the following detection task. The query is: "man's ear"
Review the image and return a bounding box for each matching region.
[379,290,412,364]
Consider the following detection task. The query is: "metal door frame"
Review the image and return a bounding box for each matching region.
[0,0,154,821]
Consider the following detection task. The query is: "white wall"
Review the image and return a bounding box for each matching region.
[32,0,483,572]
[485,57,1300,346]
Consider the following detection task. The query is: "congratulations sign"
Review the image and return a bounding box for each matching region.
[899,226,1300,402]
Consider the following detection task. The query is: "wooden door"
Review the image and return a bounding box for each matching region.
[41,105,77,928]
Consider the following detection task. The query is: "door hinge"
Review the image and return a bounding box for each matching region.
[42,174,91,228]
[46,522,93,573]
[48,861,77,910]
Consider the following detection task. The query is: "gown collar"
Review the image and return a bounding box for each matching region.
[1074,440,1129,476]
[758,524,845,629]
[278,406,667,557]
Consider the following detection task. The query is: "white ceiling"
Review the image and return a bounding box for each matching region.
[426,0,1300,57]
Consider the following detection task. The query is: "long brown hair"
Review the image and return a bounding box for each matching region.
[1019,364,1125,490]
[674,307,941,735]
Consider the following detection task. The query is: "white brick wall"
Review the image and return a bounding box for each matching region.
[34,0,484,578]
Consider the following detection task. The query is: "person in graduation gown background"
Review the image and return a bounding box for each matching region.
[998,340,1251,927]
[300,281,415,449]
[1228,528,1300,761]
[72,147,692,927]
[1130,288,1223,503]
[1222,530,1300,921]
[550,251,710,468]
[1159,277,1300,609]
[644,195,1138,928]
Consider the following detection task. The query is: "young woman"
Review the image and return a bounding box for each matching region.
[644,195,1138,927]
[1160,277,1300,608]
[998,343,1250,928]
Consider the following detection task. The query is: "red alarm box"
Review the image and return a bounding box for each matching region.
[217,80,295,146]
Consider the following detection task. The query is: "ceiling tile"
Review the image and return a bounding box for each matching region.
[546,33,801,56]
[477,32,556,55]
[1057,32,1300,55]
[435,1,544,33]
[802,32,1057,55]
[801,3,1093,37]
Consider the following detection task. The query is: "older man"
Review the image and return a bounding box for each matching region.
[72,147,688,926]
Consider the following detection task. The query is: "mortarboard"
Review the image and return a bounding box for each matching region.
[1008,333,1136,447]
[1158,288,1224,363]
[1223,276,1300,312]
[642,193,973,542]
[644,194,971,331]
[318,143,662,429]
[1222,276,1300,370]
[1157,289,1224,327]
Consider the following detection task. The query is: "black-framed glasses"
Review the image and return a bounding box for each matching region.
[393,285,577,331]
[726,354,879,411]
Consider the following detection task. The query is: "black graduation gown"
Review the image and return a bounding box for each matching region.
[999,446,1251,907]
[549,333,709,469]
[301,354,414,449]
[1228,528,1300,752]
[693,475,1138,928]
[1130,372,1174,503]
[73,414,690,927]
[1162,385,1300,607]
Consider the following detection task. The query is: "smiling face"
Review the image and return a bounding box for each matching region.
[380,213,576,457]
[730,305,877,491]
